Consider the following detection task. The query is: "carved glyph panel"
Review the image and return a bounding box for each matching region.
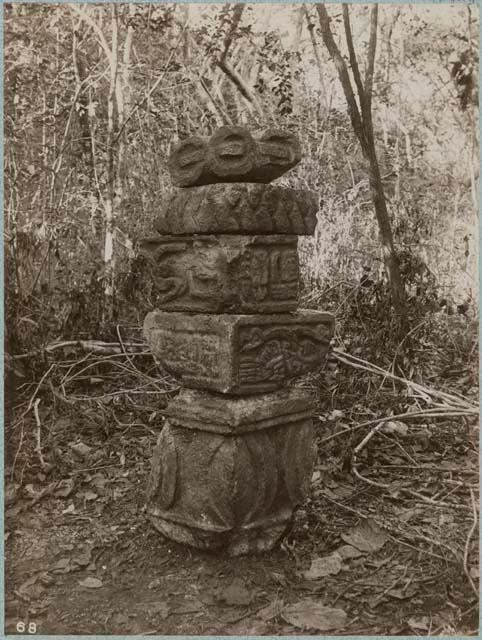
[140,235,299,313]
[144,310,334,394]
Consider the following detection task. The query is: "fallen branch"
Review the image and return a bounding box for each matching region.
[32,399,47,471]
[352,425,473,512]
[318,408,476,446]
[463,488,479,598]
[333,348,477,411]
[321,494,453,562]
[8,340,147,360]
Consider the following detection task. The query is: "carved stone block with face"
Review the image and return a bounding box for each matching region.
[143,310,335,394]
[139,235,299,313]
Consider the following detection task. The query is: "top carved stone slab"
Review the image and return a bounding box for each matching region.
[168,126,301,187]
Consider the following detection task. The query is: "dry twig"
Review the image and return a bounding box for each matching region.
[33,398,47,470]
[334,348,477,411]
[463,488,479,598]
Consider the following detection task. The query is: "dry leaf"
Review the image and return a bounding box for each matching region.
[72,548,92,567]
[380,421,409,437]
[407,616,430,631]
[388,586,418,600]
[220,577,252,606]
[18,574,40,593]
[257,599,285,621]
[150,602,170,619]
[70,442,92,459]
[303,553,344,579]
[61,503,76,515]
[79,577,103,588]
[336,544,364,560]
[52,558,71,572]
[341,518,387,553]
[55,478,75,498]
[282,599,347,631]
[81,490,98,501]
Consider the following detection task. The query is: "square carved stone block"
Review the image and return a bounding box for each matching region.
[146,392,315,554]
[144,310,335,394]
[166,387,315,434]
[154,183,318,236]
[140,235,299,313]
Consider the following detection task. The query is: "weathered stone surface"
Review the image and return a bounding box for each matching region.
[143,310,335,394]
[168,126,301,187]
[154,183,318,236]
[166,387,314,434]
[146,394,315,554]
[139,235,299,313]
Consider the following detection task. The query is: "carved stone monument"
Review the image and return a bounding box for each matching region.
[143,127,334,555]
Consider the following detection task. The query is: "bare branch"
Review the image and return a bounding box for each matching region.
[69,3,113,66]
[302,5,328,103]
[365,4,378,111]
[113,24,187,144]
[216,4,263,117]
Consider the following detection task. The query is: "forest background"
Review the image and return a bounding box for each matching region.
[3,3,480,635]
[4,2,479,358]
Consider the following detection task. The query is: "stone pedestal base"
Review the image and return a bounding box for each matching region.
[148,512,289,556]
[146,389,315,554]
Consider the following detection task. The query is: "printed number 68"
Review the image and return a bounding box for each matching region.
[16,621,37,633]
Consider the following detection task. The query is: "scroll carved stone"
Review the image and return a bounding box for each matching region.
[168,126,302,187]
[143,127,335,554]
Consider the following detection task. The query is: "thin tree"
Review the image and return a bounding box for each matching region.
[315,4,406,320]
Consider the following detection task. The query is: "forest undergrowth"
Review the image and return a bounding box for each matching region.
[4,282,479,636]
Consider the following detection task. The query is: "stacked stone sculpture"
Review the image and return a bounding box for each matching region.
[142,126,335,555]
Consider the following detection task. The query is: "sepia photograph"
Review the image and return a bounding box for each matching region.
[4,1,479,635]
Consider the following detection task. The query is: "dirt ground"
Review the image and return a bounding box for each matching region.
[5,387,479,636]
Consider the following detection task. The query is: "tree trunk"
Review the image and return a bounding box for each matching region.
[316,3,406,321]
[103,4,119,325]
[366,137,405,316]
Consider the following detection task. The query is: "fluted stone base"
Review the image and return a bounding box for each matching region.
[146,389,316,554]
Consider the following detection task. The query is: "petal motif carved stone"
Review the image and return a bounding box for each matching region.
[146,390,315,555]
[143,310,335,394]
[168,126,302,187]
[154,183,318,236]
[139,235,299,313]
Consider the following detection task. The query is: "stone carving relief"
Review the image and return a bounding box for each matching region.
[140,236,299,313]
[154,183,318,236]
[146,412,315,555]
[144,310,334,394]
[168,126,302,187]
